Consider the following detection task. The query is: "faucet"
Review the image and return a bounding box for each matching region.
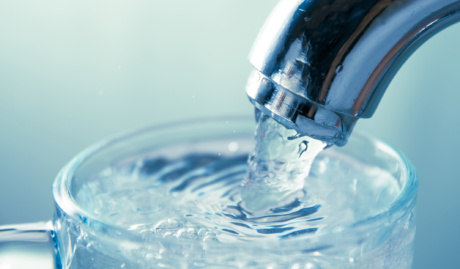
[246,0,460,146]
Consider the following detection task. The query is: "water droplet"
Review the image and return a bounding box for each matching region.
[228,142,239,152]
[336,64,343,73]
[304,17,311,22]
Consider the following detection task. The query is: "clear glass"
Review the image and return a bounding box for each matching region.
[16,117,408,268]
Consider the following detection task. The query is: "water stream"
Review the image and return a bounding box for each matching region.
[241,113,327,212]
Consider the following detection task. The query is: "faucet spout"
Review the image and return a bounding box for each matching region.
[246,0,460,146]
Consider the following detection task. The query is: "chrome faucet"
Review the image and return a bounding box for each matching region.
[246,0,460,146]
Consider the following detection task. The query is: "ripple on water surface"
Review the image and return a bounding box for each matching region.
[75,149,401,243]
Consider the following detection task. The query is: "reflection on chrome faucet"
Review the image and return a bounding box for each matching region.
[246,0,460,146]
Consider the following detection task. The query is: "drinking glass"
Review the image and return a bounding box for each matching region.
[0,117,418,268]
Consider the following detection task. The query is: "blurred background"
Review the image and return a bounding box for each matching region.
[0,0,459,268]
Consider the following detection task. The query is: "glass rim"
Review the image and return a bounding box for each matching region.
[52,116,418,249]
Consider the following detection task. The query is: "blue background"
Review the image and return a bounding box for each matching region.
[1,1,459,268]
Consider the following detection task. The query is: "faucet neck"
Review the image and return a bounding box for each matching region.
[247,0,460,145]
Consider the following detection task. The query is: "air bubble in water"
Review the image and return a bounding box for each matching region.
[298,141,309,157]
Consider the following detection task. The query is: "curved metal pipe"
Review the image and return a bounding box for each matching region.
[246,0,460,146]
